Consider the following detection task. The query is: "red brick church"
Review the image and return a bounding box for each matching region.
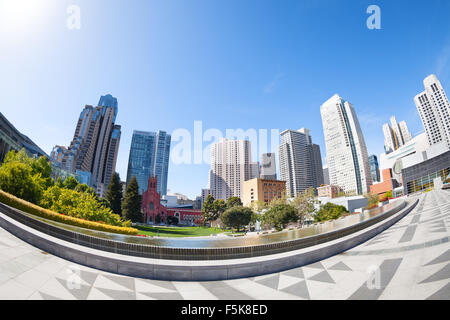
[141,176,203,225]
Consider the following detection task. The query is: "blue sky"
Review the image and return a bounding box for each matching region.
[1,0,449,199]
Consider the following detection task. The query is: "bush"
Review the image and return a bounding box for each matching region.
[40,186,129,227]
[0,189,138,235]
[314,202,348,222]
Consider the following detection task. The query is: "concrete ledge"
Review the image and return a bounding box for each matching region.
[0,199,418,281]
[0,199,408,260]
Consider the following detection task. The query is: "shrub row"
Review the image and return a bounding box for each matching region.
[0,190,138,235]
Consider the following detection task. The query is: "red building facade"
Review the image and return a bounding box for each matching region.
[141,176,167,224]
[141,176,203,225]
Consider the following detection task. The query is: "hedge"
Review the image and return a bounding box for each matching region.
[0,189,138,235]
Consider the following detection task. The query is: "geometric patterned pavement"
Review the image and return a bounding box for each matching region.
[0,189,449,300]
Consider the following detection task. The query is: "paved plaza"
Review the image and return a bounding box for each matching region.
[0,189,449,300]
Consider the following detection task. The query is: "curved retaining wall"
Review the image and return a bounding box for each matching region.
[0,199,418,281]
[0,200,407,260]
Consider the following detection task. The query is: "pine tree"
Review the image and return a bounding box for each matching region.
[105,172,123,215]
[121,176,142,223]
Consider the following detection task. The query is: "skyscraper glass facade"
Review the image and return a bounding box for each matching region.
[126,130,171,195]
[369,154,380,183]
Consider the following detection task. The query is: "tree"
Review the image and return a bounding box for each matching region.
[268,190,288,206]
[213,199,227,217]
[314,202,348,222]
[201,194,216,224]
[249,200,267,213]
[155,213,161,224]
[121,176,142,223]
[63,176,79,190]
[364,192,379,208]
[105,172,122,215]
[221,206,253,232]
[291,187,316,225]
[262,203,298,231]
[226,196,243,209]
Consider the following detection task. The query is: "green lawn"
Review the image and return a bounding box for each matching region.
[136,225,228,237]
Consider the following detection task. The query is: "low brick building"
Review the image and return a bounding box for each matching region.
[242,178,286,207]
[370,168,399,196]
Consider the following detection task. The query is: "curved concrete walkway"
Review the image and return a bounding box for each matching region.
[0,189,449,300]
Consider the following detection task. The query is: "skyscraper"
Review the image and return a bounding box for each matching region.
[368,154,380,183]
[320,94,372,195]
[260,152,277,180]
[278,128,323,197]
[126,130,171,195]
[414,74,450,150]
[209,138,255,200]
[50,94,121,197]
[382,116,412,153]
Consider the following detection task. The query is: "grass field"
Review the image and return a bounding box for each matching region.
[136,225,228,237]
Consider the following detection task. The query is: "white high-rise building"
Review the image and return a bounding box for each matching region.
[209,138,255,200]
[414,74,450,150]
[399,120,412,144]
[382,116,412,153]
[320,94,372,195]
[278,128,323,197]
[260,153,277,180]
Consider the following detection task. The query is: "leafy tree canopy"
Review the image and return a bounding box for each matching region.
[226,196,243,209]
[262,203,298,231]
[221,206,253,232]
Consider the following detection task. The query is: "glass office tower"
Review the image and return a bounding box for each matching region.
[126,130,171,195]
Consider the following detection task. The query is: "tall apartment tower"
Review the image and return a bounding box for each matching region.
[50,94,121,197]
[278,128,323,197]
[260,152,277,180]
[320,94,372,195]
[382,116,412,153]
[414,74,450,150]
[209,138,255,200]
[126,130,171,195]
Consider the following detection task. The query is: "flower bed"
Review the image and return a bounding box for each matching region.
[0,189,138,235]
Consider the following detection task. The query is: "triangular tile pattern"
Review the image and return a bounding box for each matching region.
[93,274,134,292]
[103,274,135,292]
[254,274,280,290]
[38,291,63,300]
[135,279,179,294]
[425,249,450,266]
[305,262,326,269]
[278,274,303,291]
[55,277,92,300]
[419,263,450,284]
[280,280,310,300]
[96,287,137,300]
[79,270,99,287]
[328,261,352,271]
[308,270,335,284]
[251,260,354,299]
[281,267,305,279]
[140,291,184,300]
[425,282,450,300]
